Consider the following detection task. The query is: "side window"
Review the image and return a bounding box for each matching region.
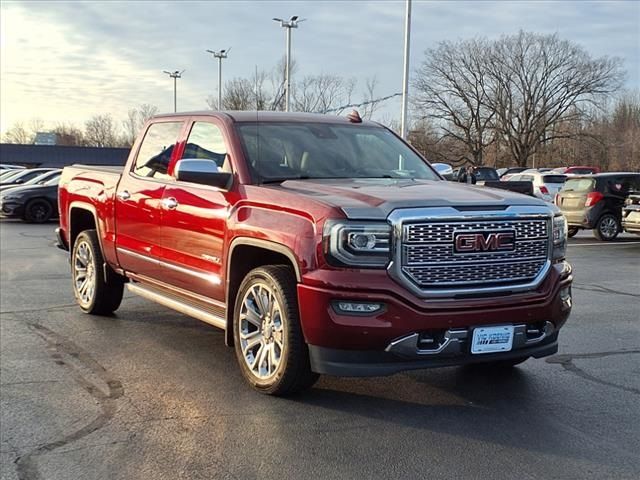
[182,122,229,172]
[133,122,183,180]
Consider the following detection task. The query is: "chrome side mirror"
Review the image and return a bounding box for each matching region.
[174,158,233,190]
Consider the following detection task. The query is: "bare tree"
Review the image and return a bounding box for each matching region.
[53,123,85,146]
[487,31,625,166]
[2,122,34,144]
[293,74,356,114]
[85,114,119,147]
[413,38,496,166]
[122,104,158,146]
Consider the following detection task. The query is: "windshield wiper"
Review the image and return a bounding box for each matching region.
[260,175,310,185]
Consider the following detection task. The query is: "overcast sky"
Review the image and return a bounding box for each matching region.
[1,0,638,135]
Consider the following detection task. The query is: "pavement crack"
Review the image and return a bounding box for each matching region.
[14,323,124,480]
[546,350,640,395]
[0,304,78,315]
[573,284,640,299]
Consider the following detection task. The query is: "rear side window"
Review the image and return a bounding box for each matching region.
[562,178,595,192]
[542,175,567,184]
[182,122,229,172]
[133,122,183,179]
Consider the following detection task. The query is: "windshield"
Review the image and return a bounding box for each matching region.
[562,178,595,192]
[236,122,439,182]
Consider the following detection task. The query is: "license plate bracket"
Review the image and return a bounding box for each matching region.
[471,325,514,354]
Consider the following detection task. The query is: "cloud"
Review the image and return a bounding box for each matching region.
[1,0,638,133]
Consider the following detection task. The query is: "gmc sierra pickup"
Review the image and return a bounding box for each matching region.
[57,111,573,395]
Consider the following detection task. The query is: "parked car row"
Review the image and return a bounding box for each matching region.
[0,167,61,223]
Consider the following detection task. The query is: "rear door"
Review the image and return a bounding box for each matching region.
[115,120,185,279]
[157,119,235,303]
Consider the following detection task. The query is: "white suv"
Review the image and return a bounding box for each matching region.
[508,172,567,202]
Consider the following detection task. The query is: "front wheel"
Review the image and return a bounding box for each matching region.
[593,213,620,241]
[72,230,124,315]
[24,199,53,223]
[233,265,318,395]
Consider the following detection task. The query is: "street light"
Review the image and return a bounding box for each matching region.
[206,48,231,110]
[163,70,184,113]
[273,15,305,112]
[400,0,412,140]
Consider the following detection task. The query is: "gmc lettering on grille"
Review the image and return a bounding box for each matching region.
[454,231,516,253]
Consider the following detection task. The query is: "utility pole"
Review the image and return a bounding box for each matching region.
[206,49,230,110]
[163,70,184,113]
[400,0,412,139]
[273,15,305,112]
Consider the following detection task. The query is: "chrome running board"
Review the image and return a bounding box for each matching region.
[127,282,226,331]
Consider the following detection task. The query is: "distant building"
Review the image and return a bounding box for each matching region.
[0,144,130,168]
[33,132,58,146]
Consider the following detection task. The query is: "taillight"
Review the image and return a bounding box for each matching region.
[585,191,603,207]
[540,185,549,195]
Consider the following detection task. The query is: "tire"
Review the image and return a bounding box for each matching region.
[567,227,579,238]
[233,265,318,395]
[71,230,124,315]
[593,213,620,241]
[23,199,53,223]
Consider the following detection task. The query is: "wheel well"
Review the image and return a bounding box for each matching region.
[225,244,297,346]
[69,208,97,249]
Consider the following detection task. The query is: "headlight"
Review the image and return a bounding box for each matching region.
[324,220,391,267]
[552,215,567,261]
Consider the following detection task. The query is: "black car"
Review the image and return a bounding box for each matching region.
[555,173,640,240]
[0,177,59,223]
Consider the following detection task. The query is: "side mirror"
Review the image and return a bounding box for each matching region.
[174,158,233,190]
[432,163,453,180]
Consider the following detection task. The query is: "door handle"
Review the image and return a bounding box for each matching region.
[162,197,178,210]
[117,190,131,201]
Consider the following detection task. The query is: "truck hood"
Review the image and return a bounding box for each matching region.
[269,178,550,220]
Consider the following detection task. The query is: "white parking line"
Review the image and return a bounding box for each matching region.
[570,241,640,247]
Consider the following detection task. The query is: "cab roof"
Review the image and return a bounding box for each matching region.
[153,110,380,127]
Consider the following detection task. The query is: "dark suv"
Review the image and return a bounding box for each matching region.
[555,173,640,240]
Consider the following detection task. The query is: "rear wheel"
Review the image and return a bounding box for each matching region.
[567,227,579,238]
[72,230,124,315]
[593,213,620,241]
[24,199,53,223]
[233,265,318,395]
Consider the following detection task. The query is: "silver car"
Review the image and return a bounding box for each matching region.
[508,172,567,202]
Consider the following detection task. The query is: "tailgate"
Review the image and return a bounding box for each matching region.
[556,191,587,211]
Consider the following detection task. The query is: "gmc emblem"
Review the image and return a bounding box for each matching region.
[454,231,516,253]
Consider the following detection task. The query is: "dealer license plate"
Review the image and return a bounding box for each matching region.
[471,325,514,354]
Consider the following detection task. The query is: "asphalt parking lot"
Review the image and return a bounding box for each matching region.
[1,220,638,480]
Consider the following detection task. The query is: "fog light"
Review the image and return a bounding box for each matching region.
[559,286,572,309]
[333,301,384,315]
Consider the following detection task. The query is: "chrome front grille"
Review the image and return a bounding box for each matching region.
[388,208,553,297]
[405,220,547,243]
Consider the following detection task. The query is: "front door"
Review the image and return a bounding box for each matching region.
[158,120,234,303]
[115,120,184,279]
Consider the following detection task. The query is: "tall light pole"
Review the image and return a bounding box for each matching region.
[400,0,412,139]
[163,70,184,113]
[273,15,305,112]
[206,48,230,110]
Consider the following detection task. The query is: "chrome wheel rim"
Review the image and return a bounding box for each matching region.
[600,216,618,238]
[74,241,95,306]
[239,282,284,380]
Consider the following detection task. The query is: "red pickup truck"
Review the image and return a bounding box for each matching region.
[57,111,573,395]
